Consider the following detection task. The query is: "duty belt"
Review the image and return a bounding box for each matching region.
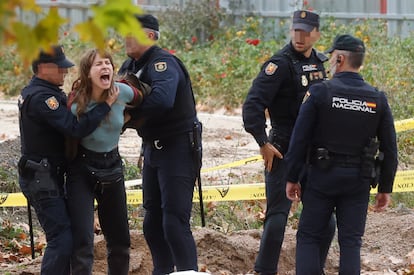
[144,132,191,150]
[329,153,361,166]
[310,148,361,168]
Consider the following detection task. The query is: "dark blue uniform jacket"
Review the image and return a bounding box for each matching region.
[243,42,327,147]
[19,76,110,162]
[286,72,398,193]
[119,46,197,141]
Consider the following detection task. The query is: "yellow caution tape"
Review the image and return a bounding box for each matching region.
[125,183,266,205]
[1,170,413,207]
[389,169,414,193]
[1,118,413,207]
[0,193,28,207]
[201,155,262,173]
[394,118,414,133]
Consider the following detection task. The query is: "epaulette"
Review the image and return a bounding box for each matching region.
[316,51,329,62]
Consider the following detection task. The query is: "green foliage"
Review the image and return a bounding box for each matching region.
[180,23,283,109]
[397,131,414,166]
[74,0,147,51]
[0,167,19,193]
[0,45,32,96]
[156,10,414,116]
[1,0,147,65]
[192,200,265,232]
[3,8,414,117]
[156,0,225,50]
[0,221,24,241]
[127,204,144,230]
[123,159,141,181]
[369,192,414,209]
[390,193,414,208]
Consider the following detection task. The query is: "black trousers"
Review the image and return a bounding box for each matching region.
[142,134,198,274]
[66,146,130,275]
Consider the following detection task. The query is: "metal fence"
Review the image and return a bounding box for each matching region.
[18,0,414,37]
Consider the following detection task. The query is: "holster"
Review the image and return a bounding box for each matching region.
[18,157,60,199]
[360,138,382,188]
[372,152,384,188]
[311,148,332,170]
[189,121,203,170]
[269,128,290,155]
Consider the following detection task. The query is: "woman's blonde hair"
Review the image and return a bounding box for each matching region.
[70,48,115,117]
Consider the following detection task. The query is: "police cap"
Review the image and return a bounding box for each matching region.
[292,10,320,32]
[33,45,74,68]
[135,14,159,31]
[326,34,366,53]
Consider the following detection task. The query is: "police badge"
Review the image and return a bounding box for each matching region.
[301,75,308,87]
[154,62,167,72]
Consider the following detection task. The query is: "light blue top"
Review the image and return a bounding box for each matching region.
[71,82,134,152]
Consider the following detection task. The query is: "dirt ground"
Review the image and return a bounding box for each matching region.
[0,100,413,274]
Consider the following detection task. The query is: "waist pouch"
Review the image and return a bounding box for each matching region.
[85,165,124,185]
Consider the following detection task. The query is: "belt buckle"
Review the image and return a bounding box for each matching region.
[153,140,163,150]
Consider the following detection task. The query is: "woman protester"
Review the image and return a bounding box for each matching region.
[65,48,145,275]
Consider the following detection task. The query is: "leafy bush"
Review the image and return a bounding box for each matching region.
[0,47,32,97]
[2,11,413,118]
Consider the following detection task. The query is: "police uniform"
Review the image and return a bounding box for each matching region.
[119,15,201,274]
[242,10,335,275]
[18,46,111,275]
[285,35,398,274]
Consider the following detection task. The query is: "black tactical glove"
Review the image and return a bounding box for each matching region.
[117,73,151,106]
[117,73,151,132]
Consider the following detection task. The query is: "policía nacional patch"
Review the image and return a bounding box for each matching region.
[264,62,278,75]
[154,62,167,72]
[45,96,59,110]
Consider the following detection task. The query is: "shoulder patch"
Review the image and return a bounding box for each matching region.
[264,62,278,75]
[45,96,59,110]
[154,62,167,72]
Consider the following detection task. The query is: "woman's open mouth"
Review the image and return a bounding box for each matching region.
[100,73,111,86]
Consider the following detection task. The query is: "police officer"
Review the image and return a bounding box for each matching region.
[285,34,398,275]
[18,46,118,275]
[242,10,335,275]
[119,14,201,274]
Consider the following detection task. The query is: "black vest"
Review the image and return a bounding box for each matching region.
[19,85,66,160]
[312,77,383,155]
[270,44,327,128]
[120,46,197,139]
